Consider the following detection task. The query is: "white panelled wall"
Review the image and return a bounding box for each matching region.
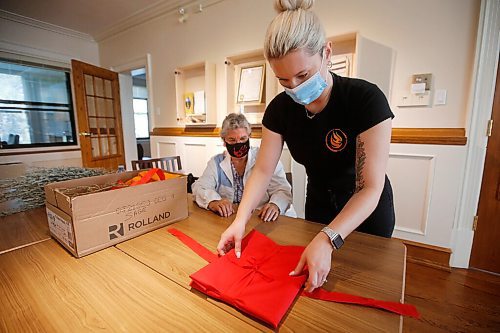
[292,143,466,248]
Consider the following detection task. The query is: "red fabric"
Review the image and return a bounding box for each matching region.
[129,168,165,186]
[303,289,420,318]
[167,229,218,263]
[168,228,420,327]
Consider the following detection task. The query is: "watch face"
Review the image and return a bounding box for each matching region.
[332,235,344,249]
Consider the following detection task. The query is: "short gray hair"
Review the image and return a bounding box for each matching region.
[264,0,325,59]
[220,113,251,138]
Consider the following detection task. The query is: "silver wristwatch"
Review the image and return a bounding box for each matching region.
[321,227,344,250]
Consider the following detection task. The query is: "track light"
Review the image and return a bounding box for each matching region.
[178,7,188,23]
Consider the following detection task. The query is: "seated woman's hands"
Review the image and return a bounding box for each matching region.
[208,199,235,217]
[258,202,280,222]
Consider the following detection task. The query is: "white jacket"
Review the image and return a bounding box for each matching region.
[192,147,295,217]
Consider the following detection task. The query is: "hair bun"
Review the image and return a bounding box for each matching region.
[274,0,314,12]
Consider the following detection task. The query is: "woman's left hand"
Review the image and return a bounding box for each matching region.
[259,202,280,222]
[290,232,333,292]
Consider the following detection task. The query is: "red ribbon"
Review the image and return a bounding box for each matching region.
[168,228,218,263]
[167,228,420,319]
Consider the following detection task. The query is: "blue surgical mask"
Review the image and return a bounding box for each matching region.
[284,55,327,105]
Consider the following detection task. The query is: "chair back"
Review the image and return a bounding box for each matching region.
[131,156,182,172]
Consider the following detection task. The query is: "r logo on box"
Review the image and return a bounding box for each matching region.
[109,223,124,240]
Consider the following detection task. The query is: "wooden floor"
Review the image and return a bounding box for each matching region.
[404,263,500,332]
[1,209,500,332]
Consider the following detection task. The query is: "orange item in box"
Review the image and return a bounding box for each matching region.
[119,168,181,187]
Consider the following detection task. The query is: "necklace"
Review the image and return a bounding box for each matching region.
[305,108,317,119]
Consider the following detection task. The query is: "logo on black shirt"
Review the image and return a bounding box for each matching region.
[325,129,347,152]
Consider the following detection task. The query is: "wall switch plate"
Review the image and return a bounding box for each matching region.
[434,89,447,105]
[396,92,411,107]
[397,91,431,107]
[410,91,431,106]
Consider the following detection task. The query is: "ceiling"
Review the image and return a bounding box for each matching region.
[0,0,199,39]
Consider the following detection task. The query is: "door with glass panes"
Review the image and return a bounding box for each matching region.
[71,60,125,170]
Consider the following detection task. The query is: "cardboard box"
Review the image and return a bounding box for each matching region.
[44,170,188,257]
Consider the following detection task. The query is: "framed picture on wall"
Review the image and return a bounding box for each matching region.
[237,64,265,104]
[183,92,194,115]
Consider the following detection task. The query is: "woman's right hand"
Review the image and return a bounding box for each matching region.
[216,219,246,258]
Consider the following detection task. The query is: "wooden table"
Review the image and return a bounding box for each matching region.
[0,197,407,332]
[0,206,50,254]
[117,198,407,332]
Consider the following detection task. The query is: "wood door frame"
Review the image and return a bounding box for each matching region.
[110,54,155,169]
[451,0,500,268]
[469,60,500,272]
[110,53,155,131]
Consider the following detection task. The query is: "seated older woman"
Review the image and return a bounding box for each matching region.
[192,113,295,221]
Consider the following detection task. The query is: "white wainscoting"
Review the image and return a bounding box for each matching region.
[388,153,435,236]
[291,143,467,250]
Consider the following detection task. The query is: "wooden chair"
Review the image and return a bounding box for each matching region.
[131,156,182,172]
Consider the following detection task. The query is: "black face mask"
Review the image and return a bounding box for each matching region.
[225,140,250,158]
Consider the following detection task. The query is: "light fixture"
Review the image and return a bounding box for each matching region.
[178,7,188,23]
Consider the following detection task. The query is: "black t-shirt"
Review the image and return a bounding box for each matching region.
[262,72,394,188]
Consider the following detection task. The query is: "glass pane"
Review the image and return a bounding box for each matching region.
[0,59,76,148]
[89,117,98,136]
[109,136,117,155]
[98,117,107,135]
[94,77,104,97]
[86,96,95,116]
[0,61,69,104]
[91,137,100,157]
[104,79,112,98]
[134,112,150,138]
[105,99,114,117]
[96,97,106,117]
[84,75,94,95]
[106,118,115,135]
[133,98,149,138]
[1,110,75,145]
[100,136,109,156]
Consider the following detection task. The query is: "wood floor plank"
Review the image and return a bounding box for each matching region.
[403,262,500,332]
[0,207,50,254]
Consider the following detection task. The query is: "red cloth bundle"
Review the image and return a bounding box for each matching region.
[168,228,419,328]
[189,230,306,327]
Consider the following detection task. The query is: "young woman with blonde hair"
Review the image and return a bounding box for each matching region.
[218,0,395,293]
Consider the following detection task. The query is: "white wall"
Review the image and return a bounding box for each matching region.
[0,15,99,167]
[0,15,99,65]
[99,0,480,129]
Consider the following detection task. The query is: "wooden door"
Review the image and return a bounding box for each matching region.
[469,63,500,274]
[72,60,125,170]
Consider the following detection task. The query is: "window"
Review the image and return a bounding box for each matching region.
[132,68,149,139]
[0,58,76,149]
